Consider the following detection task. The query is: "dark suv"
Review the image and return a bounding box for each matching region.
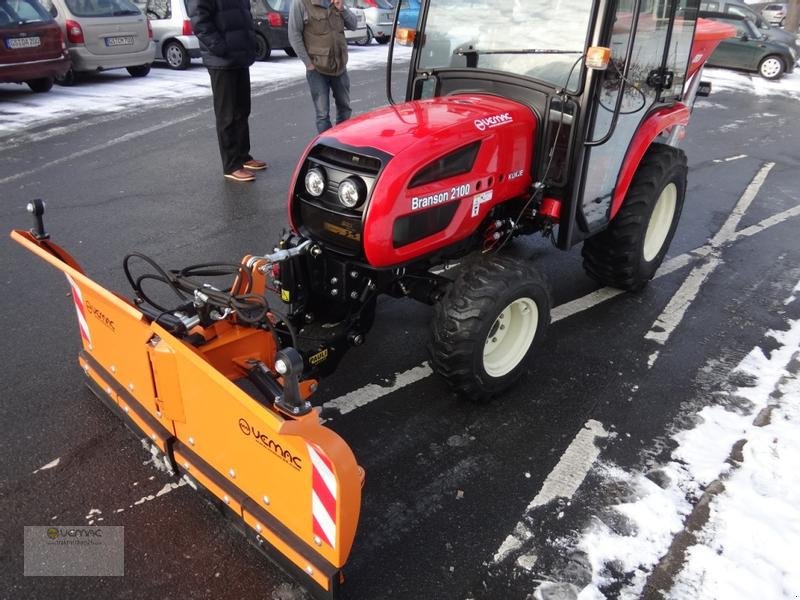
[249,0,295,60]
[0,0,70,92]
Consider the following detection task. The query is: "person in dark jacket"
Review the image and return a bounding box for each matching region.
[188,0,266,182]
[288,0,358,134]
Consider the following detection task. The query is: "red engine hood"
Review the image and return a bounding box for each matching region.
[320,94,535,157]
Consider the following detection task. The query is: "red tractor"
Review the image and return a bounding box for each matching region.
[12,1,734,598]
[273,0,733,399]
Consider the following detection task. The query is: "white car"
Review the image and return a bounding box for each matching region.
[142,0,200,69]
[343,0,369,45]
[351,0,394,44]
[760,3,787,27]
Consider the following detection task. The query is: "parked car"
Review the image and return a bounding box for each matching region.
[0,0,70,92]
[342,0,368,45]
[349,0,393,44]
[39,0,155,84]
[761,3,787,27]
[699,11,796,79]
[142,0,198,69]
[249,0,295,60]
[396,0,418,30]
[700,0,798,55]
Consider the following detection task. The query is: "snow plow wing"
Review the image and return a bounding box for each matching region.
[10,227,363,599]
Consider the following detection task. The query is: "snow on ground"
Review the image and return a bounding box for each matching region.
[702,67,800,100]
[572,282,800,600]
[0,44,409,140]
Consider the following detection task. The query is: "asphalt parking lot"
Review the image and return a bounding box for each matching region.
[1,53,799,599]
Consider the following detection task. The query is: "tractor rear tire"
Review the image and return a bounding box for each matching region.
[582,143,687,291]
[429,254,550,400]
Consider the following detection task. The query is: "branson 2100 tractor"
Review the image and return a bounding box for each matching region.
[12,0,732,597]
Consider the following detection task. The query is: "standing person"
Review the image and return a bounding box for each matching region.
[288,0,358,134]
[188,0,267,182]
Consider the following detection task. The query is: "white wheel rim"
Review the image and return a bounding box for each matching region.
[483,297,538,378]
[643,182,677,263]
[166,45,182,66]
[760,58,781,78]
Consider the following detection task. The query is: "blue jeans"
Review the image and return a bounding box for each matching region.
[306,69,351,133]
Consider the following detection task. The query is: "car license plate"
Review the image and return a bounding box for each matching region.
[105,35,134,47]
[6,36,41,49]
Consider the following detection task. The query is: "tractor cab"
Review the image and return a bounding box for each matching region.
[388,0,707,250]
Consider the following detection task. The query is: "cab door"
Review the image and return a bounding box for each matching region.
[570,0,700,243]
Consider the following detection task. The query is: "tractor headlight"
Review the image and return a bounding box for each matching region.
[337,176,365,208]
[305,167,326,197]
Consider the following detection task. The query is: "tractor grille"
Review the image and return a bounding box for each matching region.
[294,143,387,256]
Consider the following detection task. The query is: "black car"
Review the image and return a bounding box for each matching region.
[699,11,796,79]
[250,0,295,60]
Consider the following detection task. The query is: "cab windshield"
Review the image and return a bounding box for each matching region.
[416,0,595,90]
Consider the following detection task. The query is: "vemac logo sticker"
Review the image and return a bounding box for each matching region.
[474,112,513,131]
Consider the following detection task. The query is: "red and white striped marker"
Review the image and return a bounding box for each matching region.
[65,274,92,346]
[307,443,337,549]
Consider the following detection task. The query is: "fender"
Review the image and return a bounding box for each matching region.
[610,103,690,219]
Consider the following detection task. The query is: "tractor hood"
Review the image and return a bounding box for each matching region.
[320,94,536,157]
[291,93,538,268]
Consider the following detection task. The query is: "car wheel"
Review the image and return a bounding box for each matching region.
[164,40,190,70]
[376,35,390,44]
[582,143,687,291]
[758,55,784,80]
[127,64,151,77]
[55,68,76,86]
[284,46,297,57]
[27,77,54,93]
[429,254,551,400]
[356,26,372,46]
[255,34,271,60]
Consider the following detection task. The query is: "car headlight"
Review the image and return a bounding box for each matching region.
[338,177,366,208]
[305,167,326,197]
[790,46,797,61]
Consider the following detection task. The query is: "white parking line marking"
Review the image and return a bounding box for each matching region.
[645,163,774,354]
[645,257,721,346]
[32,457,61,474]
[491,420,608,565]
[323,362,433,415]
[708,163,774,247]
[713,154,747,163]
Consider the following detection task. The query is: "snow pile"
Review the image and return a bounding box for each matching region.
[576,300,800,598]
[703,67,800,99]
[0,44,409,139]
[669,372,800,599]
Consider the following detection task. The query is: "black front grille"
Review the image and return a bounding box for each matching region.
[299,200,363,255]
[309,145,382,175]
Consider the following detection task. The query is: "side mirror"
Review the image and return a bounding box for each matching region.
[740,33,749,41]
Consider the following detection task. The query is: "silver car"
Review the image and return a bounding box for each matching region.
[761,3,787,27]
[41,0,155,84]
[142,0,199,69]
[343,0,369,45]
[350,0,393,44]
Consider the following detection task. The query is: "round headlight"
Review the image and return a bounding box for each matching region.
[305,168,326,197]
[338,177,364,208]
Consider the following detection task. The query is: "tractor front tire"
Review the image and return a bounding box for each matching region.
[429,255,551,400]
[582,143,687,291]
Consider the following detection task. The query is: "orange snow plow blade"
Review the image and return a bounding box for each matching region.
[10,228,363,599]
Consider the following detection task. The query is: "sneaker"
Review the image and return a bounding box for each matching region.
[224,168,256,182]
[243,159,268,171]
